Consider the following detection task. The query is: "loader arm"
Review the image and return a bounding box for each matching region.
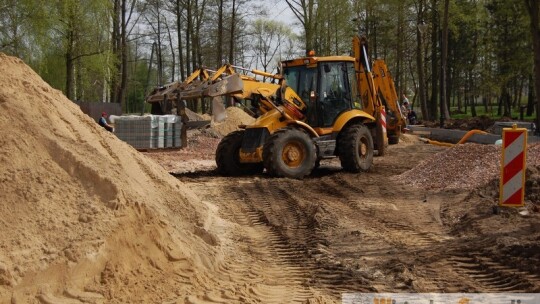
[353,35,404,144]
[372,59,406,132]
[353,35,380,115]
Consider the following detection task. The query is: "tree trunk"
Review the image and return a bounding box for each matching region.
[176,0,185,80]
[166,22,175,82]
[186,0,192,73]
[396,1,404,95]
[76,56,82,101]
[416,0,429,119]
[66,27,75,101]
[522,0,540,132]
[110,0,120,104]
[470,71,477,117]
[285,0,315,54]
[228,0,236,64]
[216,0,223,66]
[430,0,439,121]
[458,88,463,113]
[527,73,535,116]
[119,0,128,110]
[440,0,450,127]
[501,86,512,117]
[156,1,163,86]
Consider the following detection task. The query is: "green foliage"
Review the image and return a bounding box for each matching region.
[450,106,536,120]
[0,0,538,123]
[313,0,353,56]
[250,19,295,72]
[126,57,152,114]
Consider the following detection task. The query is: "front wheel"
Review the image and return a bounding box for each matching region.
[263,128,316,179]
[338,124,374,172]
[216,130,264,176]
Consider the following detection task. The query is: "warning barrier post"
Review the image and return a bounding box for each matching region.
[499,124,527,207]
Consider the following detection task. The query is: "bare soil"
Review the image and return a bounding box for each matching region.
[2,52,539,303]
[167,135,540,301]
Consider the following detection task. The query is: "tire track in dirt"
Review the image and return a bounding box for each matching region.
[252,179,374,294]
[446,252,540,292]
[183,179,314,303]
[301,173,458,292]
[173,141,540,297]
[220,181,316,302]
[313,174,446,249]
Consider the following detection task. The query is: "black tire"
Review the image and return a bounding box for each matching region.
[263,128,316,179]
[338,124,374,173]
[151,103,164,115]
[216,130,264,176]
[388,134,400,145]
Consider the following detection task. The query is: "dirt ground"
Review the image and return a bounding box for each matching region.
[145,134,540,301]
[2,52,540,303]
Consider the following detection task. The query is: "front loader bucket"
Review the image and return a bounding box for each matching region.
[181,74,244,100]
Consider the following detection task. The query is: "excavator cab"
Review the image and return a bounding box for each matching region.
[283,60,361,128]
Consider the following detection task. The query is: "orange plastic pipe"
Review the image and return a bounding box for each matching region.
[456,129,488,144]
[425,129,488,147]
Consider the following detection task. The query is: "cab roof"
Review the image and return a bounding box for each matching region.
[282,55,355,68]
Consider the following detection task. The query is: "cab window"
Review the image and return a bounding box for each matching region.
[283,66,318,125]
[347,62,361,109]
[318,62,352,127]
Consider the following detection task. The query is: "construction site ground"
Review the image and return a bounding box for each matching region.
[2,53,540,303]
[143,131,540,301]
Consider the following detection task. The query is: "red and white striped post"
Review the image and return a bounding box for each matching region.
[380,106,387,135]
[499,124,528,207]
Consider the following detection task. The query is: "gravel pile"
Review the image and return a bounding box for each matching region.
[397,142,540,191]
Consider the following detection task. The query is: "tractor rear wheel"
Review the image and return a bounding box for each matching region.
[338,124,374,172]
[263,128,316,179]
[216,130,264,176]
[388,134,400,145]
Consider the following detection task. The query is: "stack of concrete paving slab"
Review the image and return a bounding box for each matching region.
[110,115,183,150]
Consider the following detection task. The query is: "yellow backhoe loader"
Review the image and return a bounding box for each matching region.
[145,35,405,179]
[213,35,405,178]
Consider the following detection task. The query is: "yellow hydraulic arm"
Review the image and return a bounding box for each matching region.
[353,35,380,116]
[352,35,405,145]
[372,59,406,132]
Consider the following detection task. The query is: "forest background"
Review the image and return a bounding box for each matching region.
[1,0,540,128]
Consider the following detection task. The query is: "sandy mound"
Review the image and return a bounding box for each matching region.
[399,133,421,144]
[397,142,540,191]
[210,106,255,136]
[185,108,206,121]
[0,54,231,302]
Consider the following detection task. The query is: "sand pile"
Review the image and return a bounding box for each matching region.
[398,142,540,191]
[184,108,207,121]
[210,106,255,136]
[0,54,233,302]
[399,133,421,144]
